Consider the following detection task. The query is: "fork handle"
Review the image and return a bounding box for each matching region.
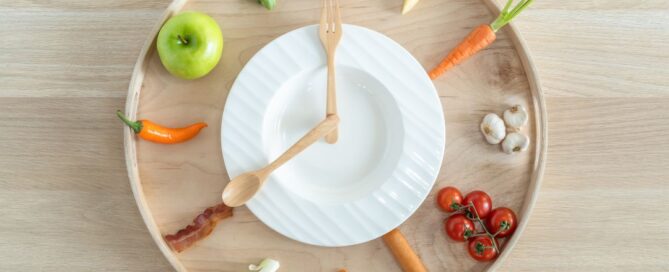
[325,51,339,144]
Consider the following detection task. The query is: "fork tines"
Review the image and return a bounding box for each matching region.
[321,0,342,33]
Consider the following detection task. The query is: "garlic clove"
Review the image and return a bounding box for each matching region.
[503,105,528,129]
[480,113,506,144]
[502,132,529,154]
[249,258,280,272]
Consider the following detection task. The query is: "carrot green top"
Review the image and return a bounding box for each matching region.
[490,0,534,32]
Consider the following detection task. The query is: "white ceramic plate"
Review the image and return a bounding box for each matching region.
[222,24,445,247]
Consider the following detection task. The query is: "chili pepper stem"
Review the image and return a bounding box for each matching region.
[116,110,143,133]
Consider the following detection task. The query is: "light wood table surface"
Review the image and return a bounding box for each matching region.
[1,0,667,271]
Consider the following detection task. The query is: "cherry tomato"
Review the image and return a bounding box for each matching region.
[486,207,517,238]
[437,186,463,212]
[444,214,475,242]
[467,236,498,262]
[463,190,492,219]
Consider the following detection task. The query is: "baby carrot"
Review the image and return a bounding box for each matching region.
[428,0,533,80]
[116,110,207,144]
[382,229,427,272]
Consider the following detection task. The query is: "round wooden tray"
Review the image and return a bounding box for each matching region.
[123,0,547,271]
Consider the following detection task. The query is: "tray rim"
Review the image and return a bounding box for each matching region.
[122,0,548,271]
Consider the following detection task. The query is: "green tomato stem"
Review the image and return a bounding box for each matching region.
[461,202,501,254]
[492,228,505,237]
[469,232,488,238]
[116,110,142,133]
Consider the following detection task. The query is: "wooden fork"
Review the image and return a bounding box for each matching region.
[319,0,342,144]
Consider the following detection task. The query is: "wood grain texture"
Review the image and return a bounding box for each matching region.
[0,1,667,272]
[125,0,544,271]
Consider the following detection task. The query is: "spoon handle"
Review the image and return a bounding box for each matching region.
[262,115,339,175]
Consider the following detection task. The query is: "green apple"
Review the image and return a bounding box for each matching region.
[157,11,224,80]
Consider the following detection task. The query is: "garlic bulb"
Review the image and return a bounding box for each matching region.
[249,258,280,272]
[480,113,506,144]
[502,132,529,154]
[503,105,528,129]
[402,0,420,14]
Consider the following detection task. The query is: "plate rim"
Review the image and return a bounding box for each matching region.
[220,23,446,247]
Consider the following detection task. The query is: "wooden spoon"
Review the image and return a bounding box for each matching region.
[222,115,340,207]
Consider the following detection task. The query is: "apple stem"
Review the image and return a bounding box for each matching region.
[177,35,188,45]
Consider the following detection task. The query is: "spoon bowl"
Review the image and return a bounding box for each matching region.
[222,173,263,207]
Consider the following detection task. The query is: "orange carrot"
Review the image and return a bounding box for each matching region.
[428,0,533,80]
[382,229,427,272]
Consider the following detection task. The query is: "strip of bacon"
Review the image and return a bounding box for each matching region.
[164,203,233,252]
